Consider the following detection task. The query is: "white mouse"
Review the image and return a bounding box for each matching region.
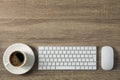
[101,46,114,70]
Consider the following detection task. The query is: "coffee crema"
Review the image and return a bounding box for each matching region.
[10,51,25,67]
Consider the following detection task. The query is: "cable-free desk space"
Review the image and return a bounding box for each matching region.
[0,0,120,80]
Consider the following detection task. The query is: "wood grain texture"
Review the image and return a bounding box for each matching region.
[0,0,120,80]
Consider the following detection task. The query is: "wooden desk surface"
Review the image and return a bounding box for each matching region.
[0,0,120,80]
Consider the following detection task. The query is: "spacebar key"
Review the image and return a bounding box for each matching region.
[56,66,75,70]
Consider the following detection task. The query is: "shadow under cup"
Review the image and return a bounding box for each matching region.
[9,51,27,67]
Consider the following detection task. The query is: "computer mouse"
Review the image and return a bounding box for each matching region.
[101,46,114,70]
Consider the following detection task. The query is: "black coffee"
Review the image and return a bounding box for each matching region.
[10,51,25,66]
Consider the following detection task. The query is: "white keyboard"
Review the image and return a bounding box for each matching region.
[38,46,97,70]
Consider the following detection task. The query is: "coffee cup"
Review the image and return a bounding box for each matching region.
[8,50,27,68]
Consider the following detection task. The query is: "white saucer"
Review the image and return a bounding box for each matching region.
[3,43,35,75]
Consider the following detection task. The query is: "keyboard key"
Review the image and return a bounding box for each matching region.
[56,66,75,70]
[60,63,64,66]
[80,62,83,65]
[62,59,65,62]
[64,62,67,66]
[85,47,88,50]
[47,66,51,70]
[49,47,52,50]
[39,47,44,50]
[61,47,64,50]
[70,58,73,62]
[58,58,61,62]
[52,62,55,66]
[65,47,68,50]
[66,58,69,62]
[85,66,89,69]
[57,47,60,50]
[48,62,51,65]
[39,54,44,58]
[91,51,96,54]
[93,66,97,70]
[93,47,96,50]
[81,66,84,70]
[89,66,92,70]
[76,66,80,69]
[65,55,68,58]
[81,47,84,50]
[54,58,57,62]
[68,62,71,66]
[51,66,55,70]
[56,62,59,66]
[89,47,92,50]
[53,47,56,50]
